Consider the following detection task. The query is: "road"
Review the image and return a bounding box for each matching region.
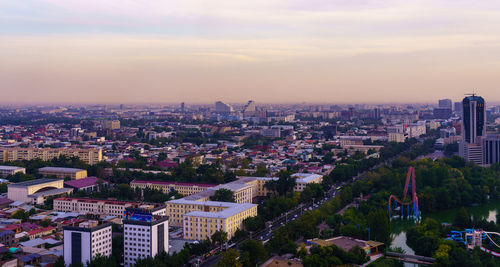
[200,138,435,266]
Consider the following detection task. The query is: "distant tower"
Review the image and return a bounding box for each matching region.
[120,104,124,110]
[438,99,452,109]
[215,101,233,114]
[181,102,185,113]
[459,94,486,164]
[462,95,485,144]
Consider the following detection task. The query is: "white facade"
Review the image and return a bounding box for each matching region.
[123,219,169,267]
[63,223,112,266]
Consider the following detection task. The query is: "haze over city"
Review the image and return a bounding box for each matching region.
[2,0,500,103]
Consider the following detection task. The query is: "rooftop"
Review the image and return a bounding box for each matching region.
[185,202,257,219]
[131,179,216,188]
[54,197,138,206]
[0,165,25,171]
[38,167,86,173]
[8,178,59,188]
[64,177,104,188]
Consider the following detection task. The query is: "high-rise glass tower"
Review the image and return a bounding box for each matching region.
[462,95,485,144]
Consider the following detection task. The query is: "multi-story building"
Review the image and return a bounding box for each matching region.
[53,197,139,217]
[292,173,323,192]
[166,199,257,240]
[439,99,453,109]
[215,101,233,114]
[0,165,26,178]
[0,148,102,165]
[130,180,215,196]
[102,120,120,130]
[482,135,500,166]
[260,128,281,138]
[0,230,15,246]
[459,95,486,165]
[63,221,112,266]
[38,167,87,180]
[123,206,168,267]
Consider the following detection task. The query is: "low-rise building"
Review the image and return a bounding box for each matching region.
[0,165,26,178]
[292,173,323,192]
[64,177,107,192]
[38,167,87,180]
[63,221,112,266]
[130,180,215,196]
[0,230,15,246]
[7,178,64,203]
[53,197,139,217]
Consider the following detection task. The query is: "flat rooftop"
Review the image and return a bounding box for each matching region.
[8,178,59,188]
[55,197,138,206]
[185,203,257,219]
[131,179,216,188]
[0,165,25,171]
[38,167,86,173]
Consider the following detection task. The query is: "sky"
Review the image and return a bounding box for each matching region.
[1,0,500,104]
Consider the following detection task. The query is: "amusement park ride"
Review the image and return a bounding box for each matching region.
[387,166,421,223]
[386,167,500,257]
[447,229,500,257]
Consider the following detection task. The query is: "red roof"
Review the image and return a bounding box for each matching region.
[28,227,55,236]
[130,179,216,188]
[64,177,105,189]
[54,197,137,205]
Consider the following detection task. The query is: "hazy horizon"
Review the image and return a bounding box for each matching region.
[2,1,500,103]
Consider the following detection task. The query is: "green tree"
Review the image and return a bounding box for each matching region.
[216,249,241,267]
[87,254,116,267]
[54,256,65,267]
[238,239,267,267]
[254,164,269,177]
[13,209,29,221]
[366,209,391,244]
[454,207,471,228]
[210,189,235,202]
[211,230,228,249]
[0,183,7,193]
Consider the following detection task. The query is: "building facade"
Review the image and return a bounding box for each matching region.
[0,166,26,178]
[38,167,87,180]
[54,197,138,217]
[0,148,102,165]
[123,207,169,267]
[459,95,486,165]
[130,180,215,196]
[63,221,112,267]
[8,178,64,203]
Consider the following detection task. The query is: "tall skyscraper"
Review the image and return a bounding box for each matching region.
[438,99,452,109]
[459,94,486,165]
[215,101,233,114]
[180,102,185,113]
[454,102,462,114]
[462,95,485,144]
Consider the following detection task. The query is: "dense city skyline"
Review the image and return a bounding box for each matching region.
[2,1,500,103]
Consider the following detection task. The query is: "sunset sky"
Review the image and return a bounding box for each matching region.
[1,0,500,103]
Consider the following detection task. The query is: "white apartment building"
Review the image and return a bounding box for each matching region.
[123,207,169,267]
[63,221,112,266]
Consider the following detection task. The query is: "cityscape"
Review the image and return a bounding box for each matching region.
[2,1,500,267]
